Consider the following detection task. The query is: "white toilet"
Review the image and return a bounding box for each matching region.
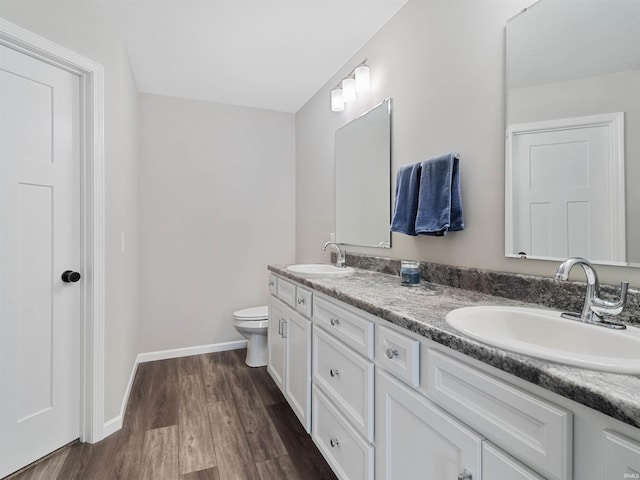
[233,305,269,367]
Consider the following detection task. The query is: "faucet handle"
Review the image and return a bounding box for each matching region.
[591,281,628,316]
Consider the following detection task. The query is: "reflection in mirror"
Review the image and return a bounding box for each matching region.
[505,0,640,266]
[335,98,391,248]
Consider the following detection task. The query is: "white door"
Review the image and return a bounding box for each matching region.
[0,43,81,477]
[509,116,624,262]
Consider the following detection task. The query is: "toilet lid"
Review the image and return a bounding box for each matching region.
[233,305,269,320]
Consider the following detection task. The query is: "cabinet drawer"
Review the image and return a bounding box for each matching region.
[426,349,572,480]
[313,327,374,442]
[295,286,313,318]
[268,273,277,296]
[313,296,374,359]
[483,442,545,480]
[312,386,374,480]
[376,325,419,387]
[277,278,296,307]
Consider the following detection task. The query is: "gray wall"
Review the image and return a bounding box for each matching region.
[0,1,140,420]
[295,0,640,287]
[138,93,295,353]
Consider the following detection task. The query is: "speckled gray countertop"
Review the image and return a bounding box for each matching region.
[268,265,640,430]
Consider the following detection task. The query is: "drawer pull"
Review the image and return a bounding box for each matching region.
[330,317,340,326]
[329,368,340,377]
[269,280,275,287]
[278,318,283,335]
[329,438,340,448]
[297,297,305,305]
[457,469,472,480]
[385,347,399,359]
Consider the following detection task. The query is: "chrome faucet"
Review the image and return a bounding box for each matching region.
[323,242,346,268]
[554,257,628,329]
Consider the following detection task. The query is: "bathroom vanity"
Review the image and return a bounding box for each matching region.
[267,263,640,480]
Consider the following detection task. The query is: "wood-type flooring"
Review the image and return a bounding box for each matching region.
[4,349,337,480]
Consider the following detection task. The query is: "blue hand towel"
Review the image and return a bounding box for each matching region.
[390,162,422,236]
[415,152,464,236]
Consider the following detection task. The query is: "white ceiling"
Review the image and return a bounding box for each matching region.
[96,0,408,112]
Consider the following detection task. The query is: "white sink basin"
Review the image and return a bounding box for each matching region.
[445,306,640,374]
[286,264,354,277]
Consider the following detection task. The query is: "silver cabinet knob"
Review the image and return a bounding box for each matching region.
[330,368,339,377]
[330,317,340,326]
[329,438,340,448]
[297,297,305,305]
[458,469,472,480]
[268,280,275,287]
[385,347,399,359]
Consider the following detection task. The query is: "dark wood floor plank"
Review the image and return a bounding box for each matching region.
[266,402,337,480]
[178,374,217,474]
[246,366,286,407]
[126,359,179,432]
[220,351,263,414]
[140,426,179,480]
[180,467,220,480]
[149,359,180,430]
[238,406,287,463]
[54,441,94,480]
[200,353,233,404]
[256,455,300,480]
[179,355,202,377]
[208,400,260,480]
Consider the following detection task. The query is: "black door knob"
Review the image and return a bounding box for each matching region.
[61,270,81,283]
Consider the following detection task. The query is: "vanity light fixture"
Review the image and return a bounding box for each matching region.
[342,76,357,103]
[354,64,370,93]
[331,87,344,112]
[330,59,370,112]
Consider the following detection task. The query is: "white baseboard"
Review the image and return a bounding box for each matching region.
[137,340,247,364]
[102,340,248,437]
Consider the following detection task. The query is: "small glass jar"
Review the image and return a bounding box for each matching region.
[400,260,421,287]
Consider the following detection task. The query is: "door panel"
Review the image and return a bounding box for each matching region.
[376,369,483,480]
[510,119,621,261]
[0,43,81,477]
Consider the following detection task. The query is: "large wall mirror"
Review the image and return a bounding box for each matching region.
[505,0,640,266]
[335,98,391,248]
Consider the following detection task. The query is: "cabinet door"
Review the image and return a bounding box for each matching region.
[285,309,312,433]
[376,369,483,480]
[483,443,545,480]
[267,298,286,393]
[603,430,640,479]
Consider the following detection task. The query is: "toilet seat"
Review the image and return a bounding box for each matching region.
[233,305,268,321]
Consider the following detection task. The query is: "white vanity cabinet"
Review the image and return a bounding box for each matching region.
[267,269,640,480]
[267,276,312,432]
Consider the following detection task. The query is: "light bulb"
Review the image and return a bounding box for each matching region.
[354,64,370,93]
[342,77,356,103]
[331,88,344,112]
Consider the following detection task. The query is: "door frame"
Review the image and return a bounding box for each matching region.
[0,18,106,443]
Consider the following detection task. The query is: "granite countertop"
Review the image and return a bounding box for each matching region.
[268,264,640,430]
